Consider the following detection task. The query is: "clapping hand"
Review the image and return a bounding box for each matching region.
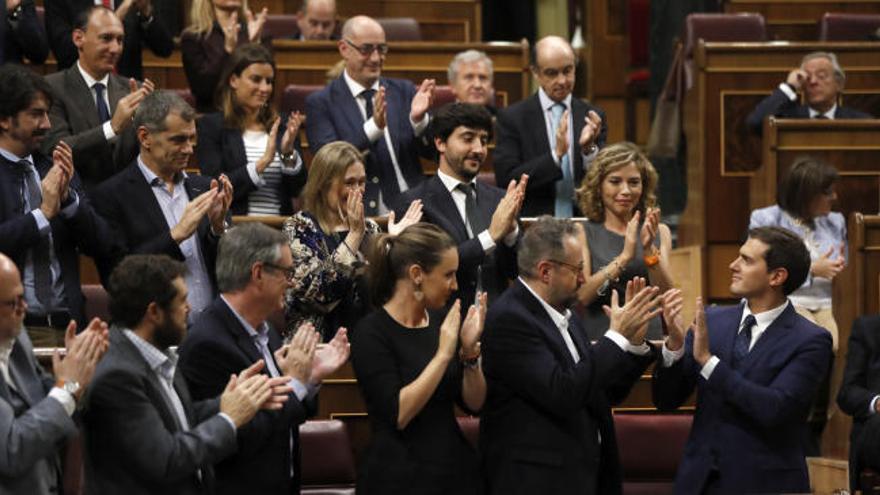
[578,110,602,152]
[409,79,435,123]
[811,244,846,279]
[692,298,711,366]
[640,207,661,253]
[245,7,268,42]
[280,112,306,159]
[603,277,660,344]
[311,327,350,384]
[388,200,423,236]
[661,288,686,351]
[487,174,528,242]
[459,293,487,359]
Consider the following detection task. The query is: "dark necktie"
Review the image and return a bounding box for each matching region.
[456,182,486,238]
[361,89,376,120]
[15,160,54,308]
[813,114,829,120]
[733,314,756,366]
[94,83,111,124]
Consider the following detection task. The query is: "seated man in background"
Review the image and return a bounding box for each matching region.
[0,252,108,495]
[746,51,872,134]
[290,0,338,40]
[1,0,49,65]
[448,49,496,112]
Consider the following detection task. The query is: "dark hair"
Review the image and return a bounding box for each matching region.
[0,64,54,125]
[367,223,456,305]
[748,226,811,295]
[518,216,579,278]
[778,156,838,223]
[216,43,278,130]
[216,223,287,292]
[108,255,188,328]
[73,5,114,31]
[429,102,494,142]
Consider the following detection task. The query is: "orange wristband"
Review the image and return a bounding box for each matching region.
[643,251,660,268]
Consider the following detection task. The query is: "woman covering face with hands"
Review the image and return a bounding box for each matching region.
[282,141,422,342]
[351,223,486,495]
[573,141,674,340]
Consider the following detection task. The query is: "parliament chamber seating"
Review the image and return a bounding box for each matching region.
[376,17,422,41]
[300,420,357,494]
[684,13,767,59]
[615,413,693,495]
[819,12,880,41]
[82,284,110,323]
[281,84,324,115]
[263,14,299,40]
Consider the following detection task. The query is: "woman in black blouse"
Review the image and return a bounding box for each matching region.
[351,223,486,495]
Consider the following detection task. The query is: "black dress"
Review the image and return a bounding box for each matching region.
[351,309,482,495]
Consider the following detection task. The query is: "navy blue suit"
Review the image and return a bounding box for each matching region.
[481,280,654,495]
[0,151,115,326]
[653,302,833,494]
[746,87,872,134]
[305,75,429,215]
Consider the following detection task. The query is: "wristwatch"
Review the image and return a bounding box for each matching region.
[55,379,81,398]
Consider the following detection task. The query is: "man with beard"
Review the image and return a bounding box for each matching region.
[82,254,294,494]
[91,90,233,319]
[393,103,525,308]
[480,216,660,494]
[0,64,115,346]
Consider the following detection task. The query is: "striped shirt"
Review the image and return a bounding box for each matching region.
[243,130,284,216]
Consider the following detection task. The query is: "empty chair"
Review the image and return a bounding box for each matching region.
[299,420,356,495]
[377,17,422,41]
[281,84,323,115]
[615,413,694,495]
[683,13,767,59]
[819,12,880,41]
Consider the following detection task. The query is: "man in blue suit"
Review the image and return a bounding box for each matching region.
[306,14,435,216]
[653,226,833,494]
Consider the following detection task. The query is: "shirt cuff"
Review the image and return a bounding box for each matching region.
[503,224,519,247]
[604,329,650,355]
[411,113,430,136]
[48,387,76,416]
[217,412,237,431]
[661,342,686,367]
[779,82,797,101]
[59,190,80,218]
[289,378,308,402]
[700,355,720,380]
[364,118,383,143]
[581,147,599,170]
[246,162,265,187]
[31,209,50,234]
[280,152,303,175]
[102,121,117,141]
[477,230,496,253]
[870,395,880,415]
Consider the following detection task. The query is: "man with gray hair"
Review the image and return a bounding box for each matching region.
[179,222,350,495]
[480,216,660,494]
[448,49,496,110]
[91,90,233,318]
[747,51,872,134]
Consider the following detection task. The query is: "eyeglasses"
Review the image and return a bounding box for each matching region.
[0,295,25,310]
[344,39,389,56]
[263,262,296,282]
[547,259,584,275]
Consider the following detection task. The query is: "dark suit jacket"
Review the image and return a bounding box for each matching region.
[43,65,140,188]
[480,280,653,495]
[746,87,873,134]
[653,303,833,494]
[837,315,880,491]
[89,161,220,289]
[82,328,236,495]
[196,112,307,216]
[178,297,317,495]
[306,75,430,215]
[393,174,517,308]
[0,151,115,325]
[44,0,174,80]
[0,331,77,495]
[494,93,607,217]
[0,0,49,65]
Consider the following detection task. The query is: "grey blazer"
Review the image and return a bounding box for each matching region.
[0,331,77,495]
[43,65,139,188]
[81,328,237,495]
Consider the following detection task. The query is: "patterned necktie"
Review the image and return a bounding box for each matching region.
[94,82,111,124]
[456,182,485,238]
[733,314,757,365]
[550,102,573,218]
[15,160,54,308]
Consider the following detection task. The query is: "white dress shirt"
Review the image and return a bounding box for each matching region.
[777,83,838,119]
[76,61,116,141]
[536,88,599,171]
[436,170,518,251]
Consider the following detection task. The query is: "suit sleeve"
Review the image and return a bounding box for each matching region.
[195,115,257,204]
[305,91,371,153]
[0,213,42,259]
[653,332,701,411]
[605,344,655,406]
[0,394,77,477]
[43,0,77,69]
[746,88,798,135]
[9,0,49,64]
[493,108,562,191]
[838,317,879,420]
[43,88,115,181]
[65,175,122,261]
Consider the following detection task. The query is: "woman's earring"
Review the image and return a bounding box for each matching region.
[414,281,424,302]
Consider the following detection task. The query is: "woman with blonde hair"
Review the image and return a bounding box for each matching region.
[283,141,422,341]
[181,0,270,112]
[575,141,674,340]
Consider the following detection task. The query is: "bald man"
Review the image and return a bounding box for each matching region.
[494,35,607,218]
[0,253,108,495]
[289,0,339,40]
[306,15,435,215]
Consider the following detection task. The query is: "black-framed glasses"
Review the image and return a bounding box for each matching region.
[547,259,584,275]
[344,38,388,56]
[0,295,25,310]
[263,262,296,282]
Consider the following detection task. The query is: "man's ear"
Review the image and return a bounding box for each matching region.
[0,116,11,134]
[72,29,86,51]
[434,136,446,155]
[768,267,789,291]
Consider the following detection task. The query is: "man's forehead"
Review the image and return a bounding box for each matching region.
[452,125,489,137]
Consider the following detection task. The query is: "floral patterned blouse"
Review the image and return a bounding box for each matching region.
[282,211,380,341]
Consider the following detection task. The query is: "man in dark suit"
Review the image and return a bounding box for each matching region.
[91,90,232,318]
[44,0,174,80]
[82,254,291,495]
[746,51,872,134]
[838,315,880,492]
[653,226,834,494]
[394,103,524,309]
[0,64,116,346]
[179,222,350,495]
[481,217,660,495]
[494,35,607,218]
[0,252,108,495]
[43,5,154,188]
[288,0,339,40]
[306,15,435,215]
[1,0,49,65]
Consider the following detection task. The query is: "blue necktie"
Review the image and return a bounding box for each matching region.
[93,83,111,124]
[550,103,573,218]
[733,314,756,366]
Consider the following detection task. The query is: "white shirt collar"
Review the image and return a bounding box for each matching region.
[76,61,110,89]
[0,338,14,366]
[0,146,32,164]
[808,104,837,119]
[518,277,572,329]
[136,155,187,186]
[537,87,572,113]
[437,169,476,195]
[343,70,379,99]
[740,298,790,331]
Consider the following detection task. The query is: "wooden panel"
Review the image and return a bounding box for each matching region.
[806,457,849,495]
[585,0,628,98]
[668,245,705,325]
[707,243,740,300]
[725,0,880,41]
